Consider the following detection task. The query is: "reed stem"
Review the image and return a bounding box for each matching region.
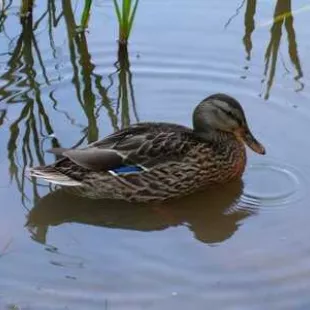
[80,0,92,29]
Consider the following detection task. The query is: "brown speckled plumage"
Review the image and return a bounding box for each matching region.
[29,94,265,202]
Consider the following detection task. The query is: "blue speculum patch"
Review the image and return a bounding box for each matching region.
[112,165,143,174]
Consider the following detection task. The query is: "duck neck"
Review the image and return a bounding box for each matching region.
[194,127,247,177]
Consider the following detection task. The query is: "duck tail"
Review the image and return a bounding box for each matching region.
[27,166,82,187]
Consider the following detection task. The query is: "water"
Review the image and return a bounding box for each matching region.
[1,0,310,309]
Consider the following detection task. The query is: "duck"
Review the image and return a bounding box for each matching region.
[29,93,265,202]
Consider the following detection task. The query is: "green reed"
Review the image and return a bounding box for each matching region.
[80,0,92,30]
[113,0,139,44]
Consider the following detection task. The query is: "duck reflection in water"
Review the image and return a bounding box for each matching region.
[27,180,255,246]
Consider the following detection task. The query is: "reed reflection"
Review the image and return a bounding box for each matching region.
[62,0,138,135]
[242,0,303,99]
[0,10,60,207]
[115,44,139,129]
[243,0,256,61]
[0,0,13,31]
[0,0,139,207]
[263,0,303,99]
[26,180,255,246]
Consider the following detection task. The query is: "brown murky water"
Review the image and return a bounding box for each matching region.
[1,0,310,309]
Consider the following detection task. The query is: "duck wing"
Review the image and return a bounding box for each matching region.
[47,122,196,174]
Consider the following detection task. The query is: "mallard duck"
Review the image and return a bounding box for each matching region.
[29,93,265,202]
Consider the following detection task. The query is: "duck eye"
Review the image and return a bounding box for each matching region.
[226,111,234,118]
[225,110,242,125]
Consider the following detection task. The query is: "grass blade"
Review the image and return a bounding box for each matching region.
[128,0,139,38]
[80,0,92,29]
[113,0,122,26]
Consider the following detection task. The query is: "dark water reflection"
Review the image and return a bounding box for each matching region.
[1,0,310,309]
[27,181,252,246]
[263,0,303,99]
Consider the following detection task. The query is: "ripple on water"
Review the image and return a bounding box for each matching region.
[239,161,307,210]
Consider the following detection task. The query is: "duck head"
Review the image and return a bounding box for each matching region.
[193,93,266,155]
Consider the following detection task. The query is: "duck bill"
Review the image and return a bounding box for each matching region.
[236,128,266,155]
[244,128,266,154]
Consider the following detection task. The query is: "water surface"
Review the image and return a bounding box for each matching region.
[1,0,310,309]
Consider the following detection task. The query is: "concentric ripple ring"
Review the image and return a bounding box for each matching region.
[239,162,306,209]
